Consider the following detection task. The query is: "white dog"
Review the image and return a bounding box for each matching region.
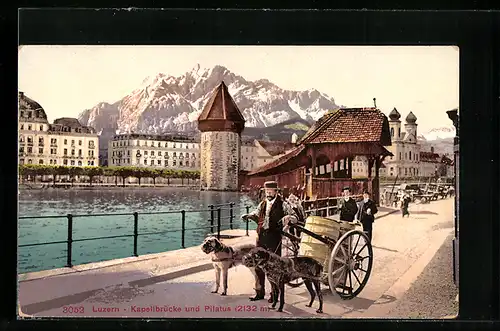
[201,236,255,296]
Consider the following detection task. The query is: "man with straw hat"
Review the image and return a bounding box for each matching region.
[242,180,299,302]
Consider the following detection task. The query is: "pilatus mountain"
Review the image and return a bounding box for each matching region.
[77,64,340,136]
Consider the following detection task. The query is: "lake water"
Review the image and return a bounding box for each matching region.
[18,188,257,273]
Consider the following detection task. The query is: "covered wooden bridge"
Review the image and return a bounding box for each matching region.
[244,107,393,204]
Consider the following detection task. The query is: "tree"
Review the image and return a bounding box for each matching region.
[149,168,161,186]
[162,169,173,185]
[68,166,84,186]
[115,166,134,187]
[83,166,104,186]
[103,166,118,186]
[133,167,148,185]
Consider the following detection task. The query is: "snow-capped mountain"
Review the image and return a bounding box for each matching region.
[78,64,339,134]
[418,126,456,141]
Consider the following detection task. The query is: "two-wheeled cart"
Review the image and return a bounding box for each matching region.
[281,216,373,299]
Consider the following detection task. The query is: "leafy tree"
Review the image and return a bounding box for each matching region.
[68,166,84,186]
[115,166,134,187]
[149,168,162,186]
[83,166,104,186]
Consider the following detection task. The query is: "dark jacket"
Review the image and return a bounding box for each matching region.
[339,198,358,222]
[356,199,378,223]
[257,196,285,234]
[402,196,411,209]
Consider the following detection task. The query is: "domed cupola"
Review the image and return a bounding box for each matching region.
[405,111,417,124]
[388,107,401,121]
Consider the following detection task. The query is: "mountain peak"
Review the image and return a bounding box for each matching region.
[78,64,339,134]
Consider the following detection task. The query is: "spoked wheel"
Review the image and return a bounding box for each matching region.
[327,230,373,300]
[281,232,304,287]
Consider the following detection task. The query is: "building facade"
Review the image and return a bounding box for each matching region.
[241,140,258,171]
[198,81,246,191]
[383,108,421,178]
[18,92,99,167]
[108,134,200,169]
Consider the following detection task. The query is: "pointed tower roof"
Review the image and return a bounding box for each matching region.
[405,111,417,124]
[388,107,401,121]
[198,81,245,133]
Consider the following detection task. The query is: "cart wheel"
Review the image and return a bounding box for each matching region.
[327,230,373,300]
[281,237,304,287]
[421,197,427,203]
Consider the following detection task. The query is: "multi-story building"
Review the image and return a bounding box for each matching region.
[241,140,258,171]
[108,133,200,170]
[254,140,296,169]
[351,156,387,178]
[18,92,99,167]
[384,108,421,178]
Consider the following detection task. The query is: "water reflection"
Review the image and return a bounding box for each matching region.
[18,188,257,273]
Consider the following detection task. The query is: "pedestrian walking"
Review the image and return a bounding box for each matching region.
[401,194,411,218]
[241,181,298,302]
[356,190,378,242]
[339,186,359,222]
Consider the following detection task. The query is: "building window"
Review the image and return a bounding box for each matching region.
[28,159,32,164]
[19,159,25,165]
[28,147,33,153]
[409,151,412,160]
[71,149,75,156]
[151,141,155,147]
[79,149,82,156]
[399,152,402,160]
[71,140,75,146]
[19,147,24,154]
[165,160,169,166]
[27,136,33,143]
[173,152,177,157]
[398,128,401,137]
[180,161,183,166]
[186,160,189,167]
[28,125,32,130]
[144,159,147,165]
[173,160,177,166]
[63,159,68,165]
[158,151,162,156]
[20,124,24,130]
[150,160,154,166]
[151,151,155,156]
[38,148,43,154]
[144,151,148,156]
[64,139,67,145]
[127,150,130,156]
[79,140,82,146]
[78,161,82,166]
[39,137,44,144]
[157,160,161,165]
[71,160,75,165]
[390,127,394,137]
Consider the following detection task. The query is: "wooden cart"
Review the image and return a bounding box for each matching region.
[281,215,374,300]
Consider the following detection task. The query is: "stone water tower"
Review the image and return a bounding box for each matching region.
[198,81,246,191]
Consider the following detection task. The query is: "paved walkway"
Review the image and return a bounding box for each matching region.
[18,198,454,319]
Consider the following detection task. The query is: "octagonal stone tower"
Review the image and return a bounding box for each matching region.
[198,81,246,191]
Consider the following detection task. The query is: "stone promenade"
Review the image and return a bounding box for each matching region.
[18,198,454,319]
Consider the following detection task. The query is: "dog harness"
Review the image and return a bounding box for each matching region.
[211,246,235,263]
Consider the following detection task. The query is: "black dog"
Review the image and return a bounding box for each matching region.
[242,247,324,313]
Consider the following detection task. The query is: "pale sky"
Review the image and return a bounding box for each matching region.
[18,45,459,133]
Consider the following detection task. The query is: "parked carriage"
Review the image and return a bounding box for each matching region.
[281,215,373,300]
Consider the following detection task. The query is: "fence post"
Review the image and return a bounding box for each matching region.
[133,212,138,257]
[181,210,186,248]
[209,204,214,234]
[217,208,221,240]
[66,214,73,268]
[245,205,250,236]
[229,202,234,230]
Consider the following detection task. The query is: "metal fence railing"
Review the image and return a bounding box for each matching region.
[19,203,254,269]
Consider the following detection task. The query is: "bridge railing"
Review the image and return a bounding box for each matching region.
[19,203,254,269]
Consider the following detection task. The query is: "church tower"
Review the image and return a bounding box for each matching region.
[198,81,246,191]
[404,111,418,144]
[388,107,402,141]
